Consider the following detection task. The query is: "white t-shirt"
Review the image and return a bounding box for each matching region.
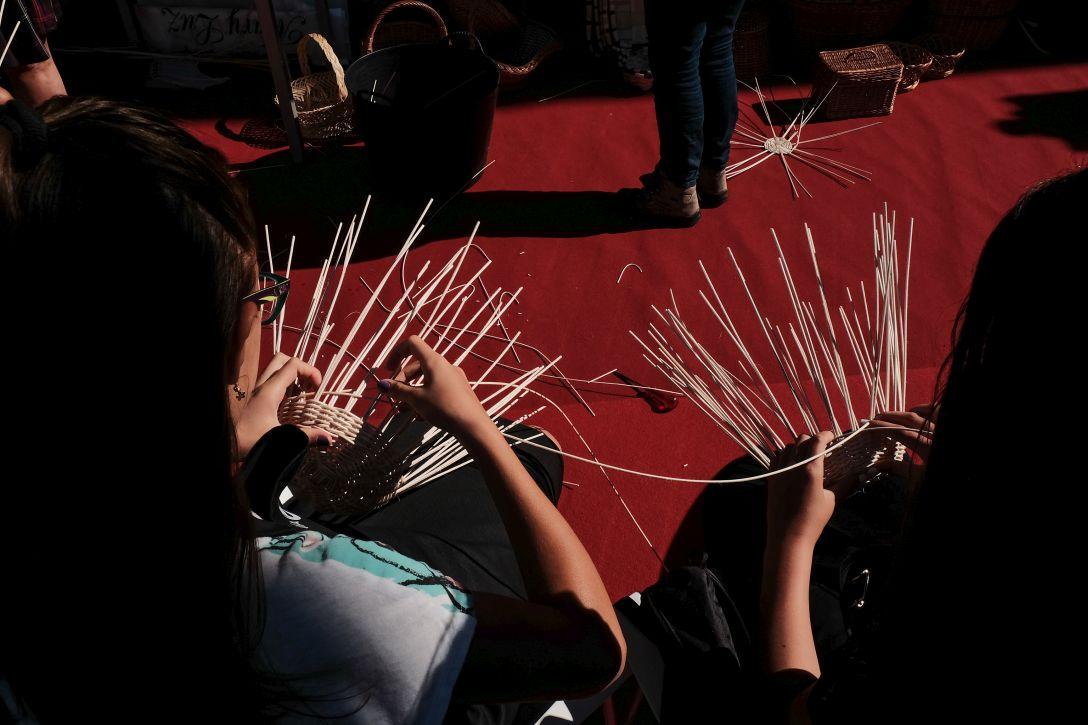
[257,530,476,724]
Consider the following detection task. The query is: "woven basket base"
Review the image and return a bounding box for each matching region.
[823,430,906,485]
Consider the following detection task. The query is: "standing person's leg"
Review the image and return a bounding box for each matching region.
[625,1,704,227]
[646,1,705,192]
[697,0,746,208]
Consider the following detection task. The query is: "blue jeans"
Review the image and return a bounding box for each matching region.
[646,0,747,188]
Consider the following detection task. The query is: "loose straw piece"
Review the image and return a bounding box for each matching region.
[503,421,885,484]
[616,263,644,284]
[1,21,19,66]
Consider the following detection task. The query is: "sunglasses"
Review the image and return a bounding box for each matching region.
[241,272,291,326]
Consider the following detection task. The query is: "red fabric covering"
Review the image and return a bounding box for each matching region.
[185,62,1088,599]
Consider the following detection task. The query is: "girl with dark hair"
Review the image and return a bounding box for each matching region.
[0,96,624,722]
[760,168,1085,723]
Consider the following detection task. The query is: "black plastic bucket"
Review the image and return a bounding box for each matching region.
[346,38,499,195]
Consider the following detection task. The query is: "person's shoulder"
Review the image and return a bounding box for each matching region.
[257,530,473,614]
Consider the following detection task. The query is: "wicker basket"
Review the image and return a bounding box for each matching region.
[928,0,1019,15]
[885,42,933,93]
[927,10,1011,50]
[365,0,448,54]
[913,33,966,78]
[447,0,561,90]
[812,43,903,120]
[275,33,355,141]
[788,0,912,52]
[734,9,770,81]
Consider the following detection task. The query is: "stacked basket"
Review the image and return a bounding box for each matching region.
[925,0,1019,50]
[913,32,966,78]
[885,41,933,92]
[787,0,912,53]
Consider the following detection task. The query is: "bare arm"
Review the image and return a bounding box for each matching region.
[761,540,820,678]
[759,433,836,724]
[382,336,625,702]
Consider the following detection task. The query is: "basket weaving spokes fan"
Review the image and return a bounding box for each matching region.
[727,78,879,200]
[263,199,557,515]
[632,206,913,482]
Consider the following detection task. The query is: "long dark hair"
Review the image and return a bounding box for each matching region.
[1,97,264,719]
[876,168,1086,721]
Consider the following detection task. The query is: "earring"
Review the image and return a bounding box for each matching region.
[232,383,247,400]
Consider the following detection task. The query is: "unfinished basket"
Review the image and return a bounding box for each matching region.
[813,44,903,120]
[885,42,933,93]
[734,9,770,82]
[447,0,561,90]
[365,0,448,54]
[280,395,368,443]
[913,33,966,78]
[285,406,431,515]
[275,33,355,141]
[823,430,907,484]
[788,0,912,53]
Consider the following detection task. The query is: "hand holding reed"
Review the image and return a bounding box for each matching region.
[379,335,498,447]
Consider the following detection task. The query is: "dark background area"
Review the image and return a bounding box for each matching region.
[49,0,1088,119]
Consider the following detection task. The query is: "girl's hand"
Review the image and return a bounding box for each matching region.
[233,353,332,458]
[379,335,495,442]
[766,432,837,549]
[869,404,936,483]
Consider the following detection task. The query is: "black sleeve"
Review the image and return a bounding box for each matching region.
[762,669,819,723]
[806,644,877,725]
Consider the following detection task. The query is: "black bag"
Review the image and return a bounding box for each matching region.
[630,459,908,722]
[634,563,756,722]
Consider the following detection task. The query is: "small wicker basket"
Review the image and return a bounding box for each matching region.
[913,33,966,78]
[365,0,448,55]
[812,43,904,120]
[734,9,770,82]
[885,42,933,93]
[275,33,355,141]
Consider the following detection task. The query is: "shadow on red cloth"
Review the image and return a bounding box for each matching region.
[233,146,669,269]
[995,88,1088,151]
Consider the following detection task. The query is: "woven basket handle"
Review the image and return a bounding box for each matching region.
[296,33,348,101]
[366,0,449,54]
[844,49,879,63]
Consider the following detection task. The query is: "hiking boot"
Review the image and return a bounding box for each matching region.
[624,171,700,227]
[697,166,729,208]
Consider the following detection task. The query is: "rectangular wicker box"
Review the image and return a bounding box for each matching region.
[812,43,904,121]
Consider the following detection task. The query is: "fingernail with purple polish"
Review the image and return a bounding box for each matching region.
[377,379,392,392]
